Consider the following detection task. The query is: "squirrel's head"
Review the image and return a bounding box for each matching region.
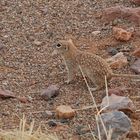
[53,39,74,55]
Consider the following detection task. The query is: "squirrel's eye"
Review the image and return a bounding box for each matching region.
[56,43,61,48]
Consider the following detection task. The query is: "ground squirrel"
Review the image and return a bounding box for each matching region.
[53,39,140,91]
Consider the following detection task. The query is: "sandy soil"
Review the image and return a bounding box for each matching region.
[0,0,140,139]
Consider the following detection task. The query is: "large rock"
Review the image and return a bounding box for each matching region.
[95,111,132,140]
[130,59,140,74]
[106,52,128,69]
[113,27,132,41]
[102,6,140,26]
[100,94,136,112]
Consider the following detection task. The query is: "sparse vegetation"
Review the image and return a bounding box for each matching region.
[0,0,140,139]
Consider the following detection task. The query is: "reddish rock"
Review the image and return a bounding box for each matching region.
[56,105,75,119]
[0,89,15,99]
[132,48,140,58]
[106,52,128,69]
[17,97,29,103]
[113,27,132,41]
[107,88,124,96]
[102,6,140,26]
[131,0,140,5]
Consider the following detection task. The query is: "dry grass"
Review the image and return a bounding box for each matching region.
[79,65,112,140]
[0,115,59,140]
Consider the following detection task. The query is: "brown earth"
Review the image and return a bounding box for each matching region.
[0,0,140,139]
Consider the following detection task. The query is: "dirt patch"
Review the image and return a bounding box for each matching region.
[0,0,140,139]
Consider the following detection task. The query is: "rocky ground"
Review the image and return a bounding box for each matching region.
[0,0,140,139]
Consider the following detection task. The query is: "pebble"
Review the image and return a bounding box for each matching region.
[75,125,90,135]
[48,120,57,127]
[56,105,75,119]
[33,40,42,46]
[41,85,59,101]
[107,47,118,56]
[60,118,69,124]
[42,111,55,119]
[17,96,29,103]
[91,30,101,36]
[0,89,15,99]
[40,6,48,15]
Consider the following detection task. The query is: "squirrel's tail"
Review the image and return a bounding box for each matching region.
[111,73,140,79]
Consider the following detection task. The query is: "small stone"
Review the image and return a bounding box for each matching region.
[113,27,132,41]
[42,111,55,119]
[107,47,118,56]
[127,55,132,62]
[130,59,140,74]
[17,97,29,103]
[56,105,75,119]
[60,118,69,124]
[92,30,101,36]
[27,35,35,41]
[51,124,69,132]
[3,35,8,38]
[95,111,132,140]
[0,89,16,99]
[48,120,57,127]
[1,112,9,116]
[76,126,90,135]
[40,6,48,14]
[101,94,136,112]
[106,52,128,69]
[132,48,140,58]
[33,40,42,46]
[41,85,59,101]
